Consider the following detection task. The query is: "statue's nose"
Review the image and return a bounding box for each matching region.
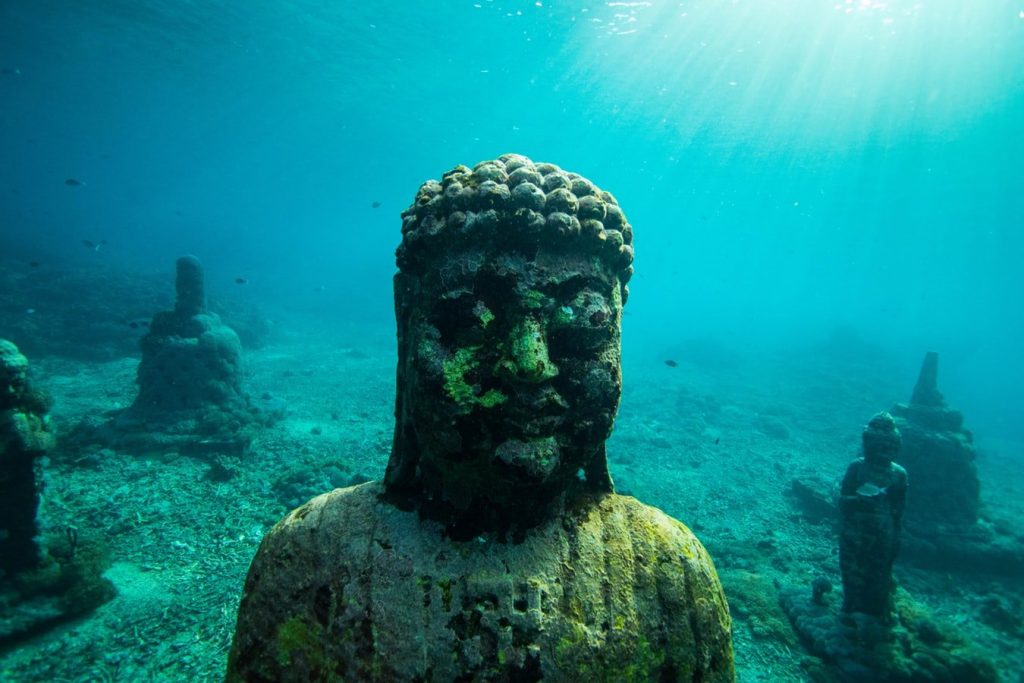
[496,318,558,383]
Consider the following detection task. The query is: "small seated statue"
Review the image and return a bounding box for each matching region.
[227,155,734,682]
[838,411,908,620]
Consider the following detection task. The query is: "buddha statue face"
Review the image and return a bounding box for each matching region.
[385,155,633,536]
[862,411,902,465]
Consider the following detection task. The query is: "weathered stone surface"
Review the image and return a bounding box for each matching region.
[228,482,733,682]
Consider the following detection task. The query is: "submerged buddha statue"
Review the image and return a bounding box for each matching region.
[227,154,734,682]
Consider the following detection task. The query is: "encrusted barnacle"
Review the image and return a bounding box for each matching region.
[511,182,545,211]
[544,187,578,215]
[442,164,471,181]
[570,177,596,197]
[580,219,605,239]
[577,195,606,222]
[508,166,544,189]
[603,229,625,252]
[500,153,533,172]
[541,172,571,193]
[477,180,511,209]
[545,211,575,237]
[396,156,635,286]
[603,204,626,231]
[473,163,508,185]
[617,244,634,270]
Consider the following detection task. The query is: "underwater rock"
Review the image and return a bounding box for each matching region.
[780,587,997,683]
[228,155,734,681]
[0,339,115,647]
[102,256,264,455]
[890,352,979,527]
[785,477,837,525]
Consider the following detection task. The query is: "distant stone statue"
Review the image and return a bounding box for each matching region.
[113,255,259,455]
[0,339,54,576]
[838,412,908,620]
[0,339,113,646]
[890,351,979,527]
[227,155,734,682]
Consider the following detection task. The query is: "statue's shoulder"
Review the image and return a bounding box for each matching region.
[582,493,720,572]
[252,481,387,565]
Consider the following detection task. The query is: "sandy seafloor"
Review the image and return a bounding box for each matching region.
[1,312,1023,682]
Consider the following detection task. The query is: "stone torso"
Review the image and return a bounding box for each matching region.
[228,482,733,682]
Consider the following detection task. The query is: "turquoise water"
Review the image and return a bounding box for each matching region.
[3,1,1021,435]
[2,1,1023,681]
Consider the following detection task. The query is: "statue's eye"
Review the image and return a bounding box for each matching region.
[548,294,615,355]
[432,295,492,346]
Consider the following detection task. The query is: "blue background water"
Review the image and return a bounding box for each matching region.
[2,0,1022,439]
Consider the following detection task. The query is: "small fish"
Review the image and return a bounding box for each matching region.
[29,261,40,268]
[81,239,108,251]
[65,178,86,187]
[1,67,21,76]
[313,285,326,292]
[664,359,678,368]
[25,308,35,314]
[129,321,139,329]
[714,437,720,445]
[234,277,248,285]
[371,201,381,208]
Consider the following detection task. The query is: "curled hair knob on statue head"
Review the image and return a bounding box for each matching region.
[862,411,901,462]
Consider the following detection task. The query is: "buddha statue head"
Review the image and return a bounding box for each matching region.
[862,411,902,464]
[384,154,634,538]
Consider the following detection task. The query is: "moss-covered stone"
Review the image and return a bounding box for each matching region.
[228,483,734,682]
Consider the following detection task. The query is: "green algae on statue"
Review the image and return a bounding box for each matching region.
[227,154,734,682]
